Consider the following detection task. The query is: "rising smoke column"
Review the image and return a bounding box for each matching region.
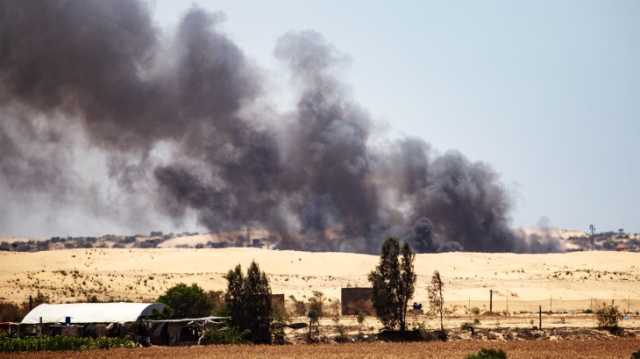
[0,0,562,252]
[274,31,383,252]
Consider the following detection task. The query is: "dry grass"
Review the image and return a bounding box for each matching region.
[3,340,640,359]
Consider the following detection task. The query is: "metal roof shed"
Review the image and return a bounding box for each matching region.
[21,302,166,324]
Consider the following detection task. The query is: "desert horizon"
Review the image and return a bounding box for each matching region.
[2,248,639,311]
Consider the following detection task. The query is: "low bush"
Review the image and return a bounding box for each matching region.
[631,350,640,359]
[201,327,248,345]
[466,348,507,359]
[460,322,475,334]
[596,304,623,330]
[0,336,135,352]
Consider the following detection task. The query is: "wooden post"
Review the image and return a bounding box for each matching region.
[549,296,552,313]
[538,305,542,329]
[29,295,33,311]
[506,294,509,315]
[489,289,493,314]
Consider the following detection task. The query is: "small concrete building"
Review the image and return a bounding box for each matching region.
[341,288,374,315]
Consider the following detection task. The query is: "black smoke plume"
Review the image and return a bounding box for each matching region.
[0,0,562,253]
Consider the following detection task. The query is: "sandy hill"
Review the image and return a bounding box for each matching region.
[1,249,639,313]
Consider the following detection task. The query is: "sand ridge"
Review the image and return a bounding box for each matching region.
[1,249,639,313]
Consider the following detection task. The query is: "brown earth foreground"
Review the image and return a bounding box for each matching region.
[3,340,640,359]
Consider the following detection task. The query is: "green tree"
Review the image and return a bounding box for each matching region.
[368,237,416,332]
[224,261,273,343]
[428,270,445,331]
[157,283,214,318]
[308,291,325,317]
[399,242,416,332]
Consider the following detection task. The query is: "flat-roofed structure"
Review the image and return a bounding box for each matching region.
[341,287,374,315]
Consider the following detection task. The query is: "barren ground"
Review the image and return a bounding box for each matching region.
[1,249,640,330]
[3,340,640,359]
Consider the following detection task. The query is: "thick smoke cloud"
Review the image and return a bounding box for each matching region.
[0,0,562,252]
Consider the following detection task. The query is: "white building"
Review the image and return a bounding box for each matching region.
[21,302,166,324]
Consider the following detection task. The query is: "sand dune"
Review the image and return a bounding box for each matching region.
[1,249,639,314]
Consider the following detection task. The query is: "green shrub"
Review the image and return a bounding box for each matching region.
[201,327,248,345]
[466,348,507,359]
[596,304,623,329]
[630,350,640,359]
[308,291,326,318]
[0,336,135,352]
[460,322,475,332]
[157,283,215,318]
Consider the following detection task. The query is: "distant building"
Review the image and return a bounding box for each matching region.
[21,302,166,324]
[341,287,374,315]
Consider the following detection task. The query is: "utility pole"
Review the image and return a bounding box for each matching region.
[539,305,542,329]
[589,224,596,250]
[489,289,493,314]
[506,294,509,315]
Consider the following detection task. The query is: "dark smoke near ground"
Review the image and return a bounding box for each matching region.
[0,0,562,253]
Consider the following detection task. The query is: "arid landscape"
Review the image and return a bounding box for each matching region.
[1,0,639,357]
[2,248,640,328]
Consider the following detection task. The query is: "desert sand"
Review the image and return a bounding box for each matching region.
[1,249,639,316]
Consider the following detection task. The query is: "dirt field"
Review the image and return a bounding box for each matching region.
[2,340,640,359]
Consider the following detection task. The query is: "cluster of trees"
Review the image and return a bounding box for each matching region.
[154,237,436,343]
[156,261,273,344]
[0,293,50,323]
[369,237,445,334]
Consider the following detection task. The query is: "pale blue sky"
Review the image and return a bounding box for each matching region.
[152,0,639,233]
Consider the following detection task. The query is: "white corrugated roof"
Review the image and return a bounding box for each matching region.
[21,302,166,324]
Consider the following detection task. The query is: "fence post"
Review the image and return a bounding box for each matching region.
[506,294,509,315]
[489,289,493,314]
[539,305,542,329]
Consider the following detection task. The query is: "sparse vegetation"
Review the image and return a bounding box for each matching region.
[308,291,326,317]
[289,295,307,316]
[201,326,248,345]
[428,270,445,332]
[306,308,320,343]
[596,304,623,330]
[0,336,134,352]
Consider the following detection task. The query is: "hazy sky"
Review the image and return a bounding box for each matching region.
[149,0,639,233]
